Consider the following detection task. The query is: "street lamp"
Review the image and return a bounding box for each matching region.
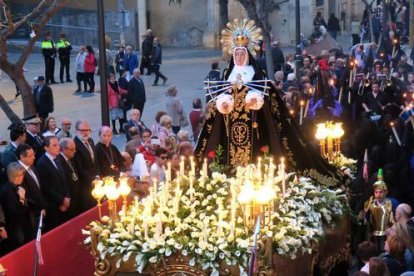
[97,0,109,126]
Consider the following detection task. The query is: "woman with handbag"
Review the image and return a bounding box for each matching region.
[165,85,186,134]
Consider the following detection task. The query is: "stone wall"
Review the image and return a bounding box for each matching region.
[149,0,208,47]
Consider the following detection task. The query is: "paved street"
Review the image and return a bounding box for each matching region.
[0,33,357,149]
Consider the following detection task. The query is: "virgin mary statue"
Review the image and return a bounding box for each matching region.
[195,19,340,184]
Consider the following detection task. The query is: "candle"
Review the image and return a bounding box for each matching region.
[230,186,236,238]
[338,86,343,103]
[134,196,139,211]
[280,157,286,196]
[304,99,310,118]
[257,157,262,181]
[190,156,195,177]
[203,158,208,176]
[348,88,352,105]
[153,178,158,193]
[299,100,304,126]
[180,156,185,176]
[155,220,163,242]
[390,122,402,146]
[349,62,354,87]
[166,162,171,183]
[143,220,148,239]
[189,175,194,201]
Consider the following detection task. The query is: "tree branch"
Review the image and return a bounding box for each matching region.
[11,0,48,35]
[16,0,67,68]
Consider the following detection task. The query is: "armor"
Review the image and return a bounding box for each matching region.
[364,196,395,236]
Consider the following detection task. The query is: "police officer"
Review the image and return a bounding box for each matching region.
[41,32,57,85]
[57,33,73,83]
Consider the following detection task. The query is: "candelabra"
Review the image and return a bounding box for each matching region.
[315,121,345,162]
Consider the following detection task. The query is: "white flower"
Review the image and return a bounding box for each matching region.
[149,256,158,263]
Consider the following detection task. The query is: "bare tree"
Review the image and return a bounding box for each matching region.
[237,0,289,79]
[0,0,67,123]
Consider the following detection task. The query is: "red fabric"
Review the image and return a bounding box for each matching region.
[84,53,96,73]
[107,82,120,108]
[318,59,329,71]
[0,203,106,276]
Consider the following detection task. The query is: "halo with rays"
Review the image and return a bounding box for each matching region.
[220,18,263,58]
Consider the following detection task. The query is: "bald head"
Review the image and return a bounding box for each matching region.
[396,204,412,223]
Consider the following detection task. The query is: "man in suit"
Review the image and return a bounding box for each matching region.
[72,120,96,212]
[36,136,70,231]
[1,123,27,168]
[23,115,45,162]
[33,76,54,124]
[127,69,146,115]
[16,144,46,231]
[56,138,80,218]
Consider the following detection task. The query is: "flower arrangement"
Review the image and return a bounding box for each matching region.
[83,163,348,275]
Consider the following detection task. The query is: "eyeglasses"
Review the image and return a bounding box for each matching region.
[63,123,71,126]
[160,156,168,160]
[77,129,91,132]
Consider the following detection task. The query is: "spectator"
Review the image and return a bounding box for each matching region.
[36,136,70,231]
[123,45,138,81]
[72,120,95,212]
[75,46,87,92]
[33,76,54,124]
[166,85,184,134]
[383,235,405,276]
[16,144,45,230]
[0,162,33,255]
[356,241,378,273]
[151,111,168,138]
[1,123,26,168]
[124,109,147,141]
[189,98,203,140]
[369,257,390,276]
[151,37,168,86]
[327,13,341,39]
[57,118,72,139]
[205,61,221,102]
[351,20,361,46]
[149,147,168,183]
[115,45,126,78]
[177,130,190,143]
[127,69,146,115]
[84,45,96,93]
[271,41,285,73]
[118,70,130,120]
[107,74,125,135]
[158,115,173,148]
[42,117,61,137]
[140,29,154,75]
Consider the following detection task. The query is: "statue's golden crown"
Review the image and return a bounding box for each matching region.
[220,18,263,58]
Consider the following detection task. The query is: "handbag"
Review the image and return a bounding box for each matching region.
[180,110,190,128]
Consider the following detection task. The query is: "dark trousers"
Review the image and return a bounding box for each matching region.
[85,72,95,91]
[140,56,151,74]
[44,57,55,84]
[352,34,361,46]
[59,56,70,81]
[76,72,87,91]
[172,125,180,134]
[133,101,145,116]
[152,64,167,84]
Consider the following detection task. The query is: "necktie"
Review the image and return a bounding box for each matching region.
[34,135,42,146]
[51,158,58,169]
[27,168,40,188]
[84,140,94,162]
[35,87,41,104]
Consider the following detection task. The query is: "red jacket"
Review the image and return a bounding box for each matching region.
[84,53,96,73]
[107,82,120,109]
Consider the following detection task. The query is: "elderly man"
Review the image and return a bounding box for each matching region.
[57,118,72,139]
[72,120,95,212]
[36,136,70,231]
[56,138,80,218]
[16,144,45,229]
[94,126,124,178]
[1,123,26,168]
[124,109,147,141]
[127,69,146,115]
[33,76,54,124]
[23,115,44,162]
[123,45,138,81]
[395,204,412,224]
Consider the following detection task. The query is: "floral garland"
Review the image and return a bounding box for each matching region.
[83,169,348,275]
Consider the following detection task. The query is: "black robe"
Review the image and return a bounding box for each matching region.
[194,50,341,184]
[94,142,124,178]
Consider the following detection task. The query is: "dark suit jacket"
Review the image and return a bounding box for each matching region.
[1,143,17,168]
[0,182,33,254]
[56,154,80,218]
[73,136,96,212]
[25,131,45,162]
[127,77,146,109]
[124,119,146,141]
[34,85,54,118]
[21,167,45,226]
[36,153,69,230]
